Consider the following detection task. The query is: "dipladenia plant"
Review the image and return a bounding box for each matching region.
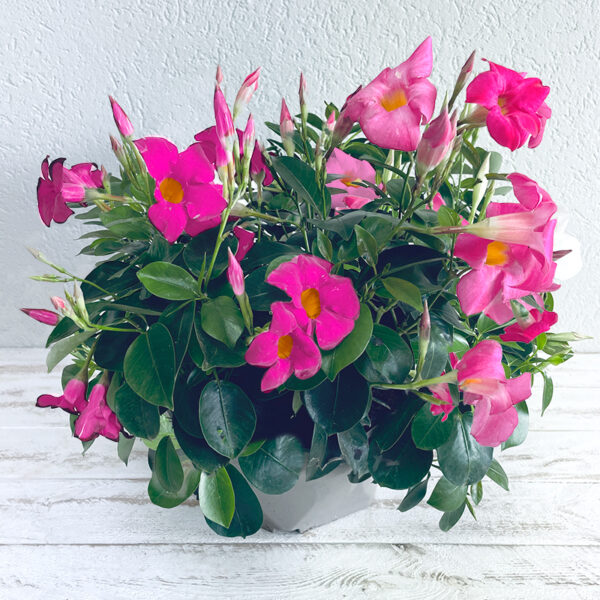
[24,38,583,536]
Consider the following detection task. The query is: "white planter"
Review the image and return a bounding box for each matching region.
[253,467,377,533]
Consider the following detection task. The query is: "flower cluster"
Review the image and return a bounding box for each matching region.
[24,38,580,536]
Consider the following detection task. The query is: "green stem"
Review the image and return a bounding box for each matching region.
[372,370,457,391]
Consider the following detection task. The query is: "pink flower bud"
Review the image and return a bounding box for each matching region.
[242,114,255,157]
[110,135,121,154]
[299,72,307,108]
[109,96,134,137]
[214,85,235,158]
[280,99,295,156]
[20,308,60,326]
[233,67,261,120]
[227,248,245,296]
[326,112,336,132]
[51,296,67,312]
[216,65,224,85]
[416,106,457,175]
[460,51,476,80]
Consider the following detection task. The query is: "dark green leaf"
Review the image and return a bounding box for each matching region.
[285,370,327,391]
[117,432,136,466]
[316,230,333,261]
[199,467,235,528]
[148,462,200,509]
[46,317,78,347]
[370,394,423,452]
[471,480,483,505]
[382,277,423,311]
[271,156,324,218]
[114,383,160,439]
[420,318,452,379]
[305,423,328,481]
[337,424,369,478]
[159,301,195,370]
[173,418,229,473]
[542,373,553,415]
[192,318,246,370]
[398,475,430,512]
[439,502,466,531]
[354,225,378,265]
[486,458,509,491]
[47,331,95,373]
[155,436,184,492]
[308,210,369,240]
[411,404,454,450]
[94,330,138,371]
[244,265,290,311]
[137,261,199,300]
[200,296,244,349]
[427,476,467,512]
[501,401,529,451]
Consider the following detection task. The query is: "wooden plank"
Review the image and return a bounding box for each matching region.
[0,478,597,547]
[0,543,597,600]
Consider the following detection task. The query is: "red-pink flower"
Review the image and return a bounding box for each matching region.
[416,106,457,174]
[500,309,558,343]
[109,96,134,137]
[37,157,103,226]
[134,137,226,243]
[428,383,454,422]
[245,302,321,392]
[266,255,360,350]
[456,340,531,447]
[37,373,88,414]
[466,61,550,150]
[344,37,437,151]
[233,226,255,260]
[326,149,378,210]
[74,379,122,442]
[20,308,59,326]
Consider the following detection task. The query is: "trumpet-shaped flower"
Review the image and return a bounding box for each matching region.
[326,149,378,210]
[20,308,60,326]
[343,37,437,151]
[37,157,103,226]
[466,61,550,150]
[245,302,321,392]
[37,373,88,414]
[266,255,360,350]
[134,137,226,243]
[74,379,122,442]
[500,309,558,343]
[456,340,531,447]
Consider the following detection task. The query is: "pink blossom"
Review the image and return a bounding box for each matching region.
[428,383,454,422]
[233,67,261,120]
[456,340,531,447]
[416,106,457,174]
[20,308,59,326]
[37,157,103,226]
[134,137,226,243]
[233,226,255,260]
[266,255,360,350]
[326,149,378,210]
[37,374,88,414]
[249,141,274,185]
[74,379,122,442]
[500,309,558,343]
[245,302,321,392]
[431,192,445,211]
[343,37,437,151]
[466,61,550,150]
[109,96,134,137]
[227,248,245,296]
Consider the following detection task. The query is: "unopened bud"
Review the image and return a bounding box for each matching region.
[233,67,261,121]
[20,308,60,326]
[227,248,245,296]
[280,98,295,157]
[109,96,134,137]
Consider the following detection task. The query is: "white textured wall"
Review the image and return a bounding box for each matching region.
[1,0,598,349]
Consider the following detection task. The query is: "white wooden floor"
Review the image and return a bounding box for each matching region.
[0,349,599,599]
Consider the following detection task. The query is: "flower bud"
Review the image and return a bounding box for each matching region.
[227,248,245,296]
[242,114,255,158]
[51,296,68,313]
[109,96,134,137]
[20,308,60,326]
[326,112,336,132]
[214,85,235,156]
[216,65,224,86]
[416,106,457,175]
[280,98,295,157]
[416,299,431,378]
[233,67,261,121]
[299,72,308,125]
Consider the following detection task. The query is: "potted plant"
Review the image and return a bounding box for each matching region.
[24,37,580,537]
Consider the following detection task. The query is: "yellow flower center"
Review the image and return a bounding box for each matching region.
[381,89,408,112]
[159,177,184,204]
[462,377,481,387]
[301,287,321,319]
[340,177,361,187]
[485,241,509,266]
[498,95,509,116]
[277,334,293,359]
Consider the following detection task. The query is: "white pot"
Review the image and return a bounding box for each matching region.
[253,467,377,533]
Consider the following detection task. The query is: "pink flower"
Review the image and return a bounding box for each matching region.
[37,373,88,414]
[109,96,134,137]
[37,157,103,226]
[416,106,457,174]
[227,248,245,296]
[466,61,550,150]
[134,137,226,243]
[233,67,261,120]
[428,383,454,422]
[456,340,531,447]
[344,37,437,151]
[430,192,445,211]
[500,309,558,343]
[326,149,378,210]
[74,379,122,442]
[266,255,360,350]
[249,142,274,185]
[20,308,59,326]
[233,226,255,261]
[245,302,321,392]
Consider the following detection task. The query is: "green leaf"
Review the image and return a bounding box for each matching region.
[123,323,176,409]
[486,458,509,491]
[199,380,256,459]
[94,330,138,371]
[411,404,454,450]
[501,401,529,451]
[285,370,327,391]
[370,395,422,452]
[244,266,290,311]
[471,480,483,505]
[148,462,200,509]
[305,423,328,481]
[183,228,235,278]
[437,412,493,486]
[191,320,246,371]
[304,366,370,434]
[381,277,423,311]
[114,383,160,439]
[439,502,466,532]
[398,475,430,512]
[205,465,263,538]
[239,434,305,494]
[316,230,333,262]
[420,318,452,379]
[159,301,195,370]
[308,211,369,240]
[354,225,378,266]
[427,477,467,512]
[100,205,153,239]
[173,418,228,474]
[117,433,136,466]
[200,296,244,349]
[46,330,95,372]
[199,467,235,528]
[46,317,78,347]
[368,429,433,490]
[321,304,373,380]
[337,424,369,478]
[541,373,553,416]
[137,261,199,300]
[154,436,184,493]
[355,324,412,384]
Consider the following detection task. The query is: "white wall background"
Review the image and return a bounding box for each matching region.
[1,0,598,349]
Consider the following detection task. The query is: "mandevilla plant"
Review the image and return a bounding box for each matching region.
[24,37,582,536]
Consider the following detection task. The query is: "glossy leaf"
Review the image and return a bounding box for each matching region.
[46,331,95,373]
[137,261,198,300]
[501,401,529,451]
[94,330,138,371]
[173,418,228,474]
[154,436,184,493]
[370,394,423,452]
[114,383,160,439]
[117,432,136,466]
[411,404,454,450]
[159,301,195,369]
[439,502,466,531]
[486,458,510,491]
[337,424,369,478]
[148,461,200,509]
[200,296,244,349]
[381,277,423,311]
[199,467,235,528]
[427,476,467,512]
[354,225,378,265]
[398,475,430,512]
[541,373,553,416]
